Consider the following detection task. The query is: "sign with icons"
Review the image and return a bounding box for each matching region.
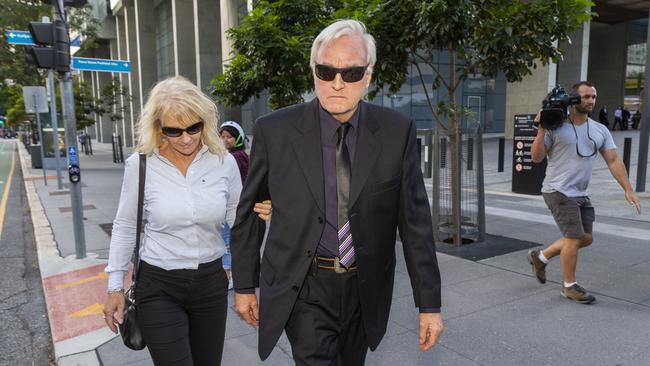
[511,114,547,195]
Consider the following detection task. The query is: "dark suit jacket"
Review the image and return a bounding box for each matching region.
[231,99,441,360]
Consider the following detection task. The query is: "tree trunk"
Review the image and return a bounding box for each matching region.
[449,46,462,245]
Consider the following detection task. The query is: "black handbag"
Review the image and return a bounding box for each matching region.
[118,153,147,350]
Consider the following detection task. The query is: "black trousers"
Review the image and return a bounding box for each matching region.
[285,261,368,366]
[135,258,228,366]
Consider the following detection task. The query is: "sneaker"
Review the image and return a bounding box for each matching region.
[562,284,595,304]
[527,249,547,284]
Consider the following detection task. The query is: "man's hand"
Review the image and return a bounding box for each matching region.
[625,189,641,214]
[254,200,273,221]
[533,110,542,127]
[418,312,444,351]
[103,292,125,334]
[235,293,260,326]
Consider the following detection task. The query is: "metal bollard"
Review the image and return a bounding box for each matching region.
[117,135,125,163]
[498,137,505,172]
[623,137,632,177]
[440,137,447,168]
[467,137,474,170]
[111,134,118,163]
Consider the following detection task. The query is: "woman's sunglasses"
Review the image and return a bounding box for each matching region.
[161,121,204,137]
[315,64,368,83]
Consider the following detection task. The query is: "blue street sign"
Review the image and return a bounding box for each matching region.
[6,30,34,45]
[71,57,131,73]
[68,146,79,165]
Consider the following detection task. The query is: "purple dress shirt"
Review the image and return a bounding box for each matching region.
[317,103,359,257]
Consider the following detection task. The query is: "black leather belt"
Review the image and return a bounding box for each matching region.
[314,256,357,274]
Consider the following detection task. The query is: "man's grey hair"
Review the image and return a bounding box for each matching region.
[309,19,376,70]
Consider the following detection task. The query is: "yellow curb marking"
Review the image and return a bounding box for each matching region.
[68,303,104,318]
[0,143,16,238]
[55,271,109,290]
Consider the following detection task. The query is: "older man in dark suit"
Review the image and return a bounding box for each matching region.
[231,19,443,365]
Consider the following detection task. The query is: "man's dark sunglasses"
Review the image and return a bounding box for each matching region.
[161,121,204,137]
[315,64,368,83]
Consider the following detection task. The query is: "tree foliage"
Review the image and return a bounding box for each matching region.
[369,0,594,130]
[68,3,101,51]
[0,0,49,119]
[0,0,102,129]
[213,0,593,122]
[0,0,50,88]
[73,76,96,129]
[4,84,27,127]
[211,0,379,110]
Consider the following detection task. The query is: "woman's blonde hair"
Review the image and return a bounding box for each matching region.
[136,76,226,157]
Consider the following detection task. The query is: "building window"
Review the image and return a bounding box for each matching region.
[155,1,174,79]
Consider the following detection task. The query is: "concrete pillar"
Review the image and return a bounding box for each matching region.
[195,0,222,93]
[219,0,242,122]
[172,0,197,82]
[220,0,239,66]
[558,22,590,89]
[109,38,120,138]
[504,63,553,139]
[125,3,140,147]
[115,14,133,147]
[134,0,157,110]
[588,22,628,114]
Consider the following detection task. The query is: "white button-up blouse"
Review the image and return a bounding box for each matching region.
[105,146,242,290]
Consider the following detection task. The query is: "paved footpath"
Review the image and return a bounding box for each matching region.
[13,130,650,365]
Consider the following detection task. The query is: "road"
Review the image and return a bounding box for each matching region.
[0,140,54,365]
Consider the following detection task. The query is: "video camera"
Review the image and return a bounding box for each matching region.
[539,86,581,130]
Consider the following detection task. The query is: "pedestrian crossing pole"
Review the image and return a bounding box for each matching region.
[54,0,86,258]
[48,69,64,190]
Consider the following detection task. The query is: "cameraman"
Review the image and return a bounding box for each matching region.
[528,81,641,304]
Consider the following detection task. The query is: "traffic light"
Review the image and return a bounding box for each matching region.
[0,116,5,127]
[25,20,70,73]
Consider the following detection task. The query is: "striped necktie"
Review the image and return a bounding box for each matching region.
[336,123,354,268]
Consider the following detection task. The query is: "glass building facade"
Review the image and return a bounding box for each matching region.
[367,52,507,133]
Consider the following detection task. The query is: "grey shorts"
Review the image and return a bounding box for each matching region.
[542,191,595,238]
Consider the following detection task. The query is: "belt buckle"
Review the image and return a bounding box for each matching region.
[334,257,347,274]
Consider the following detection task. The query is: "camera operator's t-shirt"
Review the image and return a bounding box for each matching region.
[542,117,616,197]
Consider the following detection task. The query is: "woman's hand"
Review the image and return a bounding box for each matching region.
[103,291,125,334]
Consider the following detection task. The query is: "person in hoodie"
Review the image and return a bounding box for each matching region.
[219,121,272,289]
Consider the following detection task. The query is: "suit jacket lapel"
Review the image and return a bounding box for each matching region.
[350,101,380,209]
[292,99,325,214]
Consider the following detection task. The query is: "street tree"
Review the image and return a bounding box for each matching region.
[96,77,131,134]
[368,0,593,243]
[4,84,27,127]
[73,76,97,129]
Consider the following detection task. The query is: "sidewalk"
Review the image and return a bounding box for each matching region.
[16,131,650,365]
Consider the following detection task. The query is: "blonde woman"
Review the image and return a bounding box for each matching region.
[103,76,244,365]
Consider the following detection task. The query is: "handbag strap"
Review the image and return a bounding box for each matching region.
[131,153,147,284]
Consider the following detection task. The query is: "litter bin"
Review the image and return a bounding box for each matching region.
[30,145,42,169]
